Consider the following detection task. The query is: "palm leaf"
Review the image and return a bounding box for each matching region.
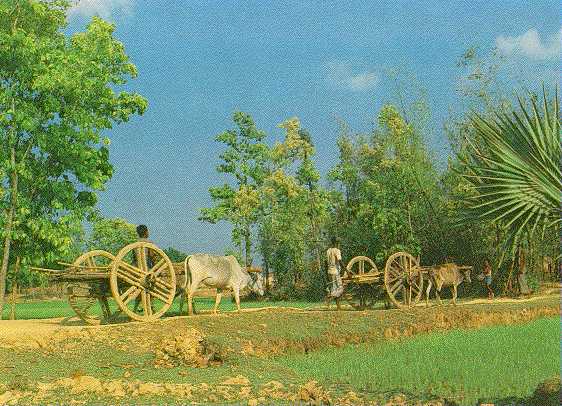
[458,87,561,261]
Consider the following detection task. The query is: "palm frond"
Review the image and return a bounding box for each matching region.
[458,87,561,260]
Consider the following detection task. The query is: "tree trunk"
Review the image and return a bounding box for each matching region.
[0,144,18,320]
[517,246,527,295]
[263,257,270,294]
[9,281,17,320]
[306,182,322,274]
[9,257,20,320]
[310,219,322,273]
[244,223,251,268]
[502,257,516,296]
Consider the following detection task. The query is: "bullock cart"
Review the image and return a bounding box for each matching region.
[342,251,470,309]
[31,241,186,324]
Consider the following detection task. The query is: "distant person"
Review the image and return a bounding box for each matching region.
[132,224,154,267]
[483,259,494,300]
[325,237,344,310]
[133,224,155,313]
[136,224,149,242]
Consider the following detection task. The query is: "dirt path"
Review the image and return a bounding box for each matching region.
[0,317,90,349]
[458,293,560,306]
[0,293,559,350]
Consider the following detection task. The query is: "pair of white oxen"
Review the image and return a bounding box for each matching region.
[178,254,265,315]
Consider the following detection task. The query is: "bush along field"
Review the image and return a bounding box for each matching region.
[0,296,559,405]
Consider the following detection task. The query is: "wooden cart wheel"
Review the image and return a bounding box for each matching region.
[342,256,381,310]
[68,250,117,325]
[345,256,378,277]
[384,251,423,308]
[110,242,176,322]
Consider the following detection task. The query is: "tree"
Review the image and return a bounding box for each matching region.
[200,112,269,268]
[0,1,147,317]
[163,247,188,262]
[258,118,329,297]
[87,217,137,255]
[328,105,442,265]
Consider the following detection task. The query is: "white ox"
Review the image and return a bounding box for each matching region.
[181,254,264,315]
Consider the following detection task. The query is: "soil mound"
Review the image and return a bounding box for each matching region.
[153,329,223,368]
[221,375,251,385]
[297,380,332,405]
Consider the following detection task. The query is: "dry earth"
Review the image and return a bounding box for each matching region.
[0,293,559,405]
[0,293,558,350]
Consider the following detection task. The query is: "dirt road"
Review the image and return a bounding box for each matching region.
[0,293,559,350]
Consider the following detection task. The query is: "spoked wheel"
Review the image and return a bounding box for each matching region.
[345,256,378,277]
[68,250,118,325]
[384,251,423,308]
[110,242,176,322]
[343,256,381,310]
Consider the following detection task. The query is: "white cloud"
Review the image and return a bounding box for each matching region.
[327,61,379,92]
[69,0,134,20]
[348,72,379,91]
[496,28,561,60]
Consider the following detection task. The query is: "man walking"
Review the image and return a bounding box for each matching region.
[325,237,344,310]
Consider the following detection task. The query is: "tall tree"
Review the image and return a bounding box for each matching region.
[200,112,269,268]
[329,104,442,265]
[0,0,147,317]
[258,118,328,296]
[87,217,137,255]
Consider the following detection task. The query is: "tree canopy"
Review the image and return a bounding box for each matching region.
[0,0,147,317]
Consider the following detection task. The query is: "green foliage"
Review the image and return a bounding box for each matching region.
[0,0,146,302]
[328,104,443,266]
[201,47,559,301]
[258,118,329,297]
[163,247,188,262]
[87,217,137,255]
[442,47,560,292]
[459,88,561,263]
[199,112,269,267]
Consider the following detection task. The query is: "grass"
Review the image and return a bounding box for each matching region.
[276,317,561,404]
[0,299,559,405]
[1,297,316,320]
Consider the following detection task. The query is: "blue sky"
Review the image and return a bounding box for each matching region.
[67,1,560,255]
